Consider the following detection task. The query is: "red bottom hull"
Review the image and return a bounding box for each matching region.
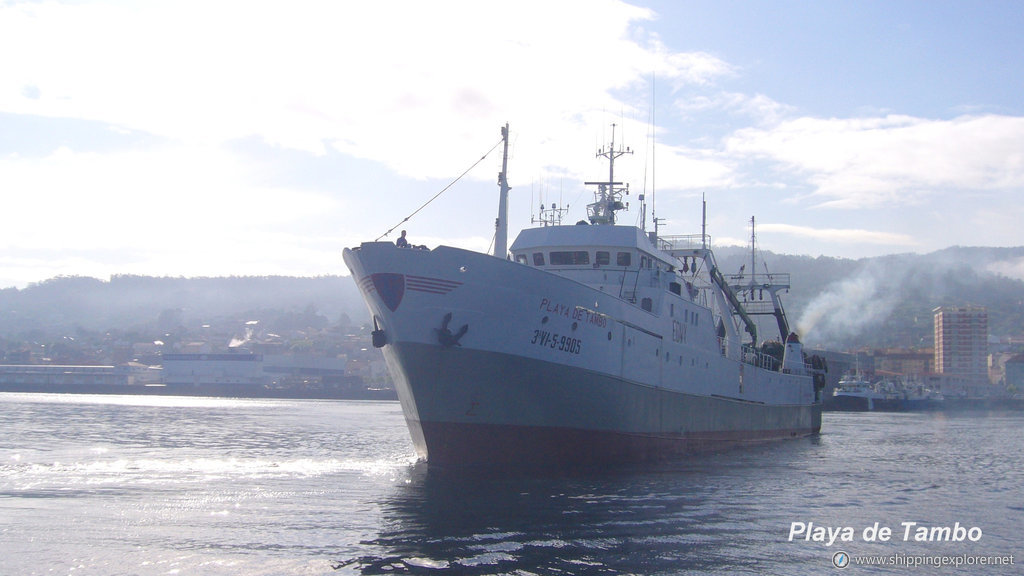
[417,419,818,470]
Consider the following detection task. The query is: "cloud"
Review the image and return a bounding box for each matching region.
[644,143,736,190]
[3,0,1023,287]
[0,0,733,182]
[725,114,1024,208]
[0,144,343,279]
[0,0,746,286]
[677,91,794,126]
[758,223,917,247]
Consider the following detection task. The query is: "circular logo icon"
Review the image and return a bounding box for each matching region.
[832,551,850,569]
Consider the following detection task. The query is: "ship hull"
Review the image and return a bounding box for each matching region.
[828,394,944,412]
[828,394,878,411]
[386,341,819,469]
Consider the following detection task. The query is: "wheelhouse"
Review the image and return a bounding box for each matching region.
[510,225,674,273]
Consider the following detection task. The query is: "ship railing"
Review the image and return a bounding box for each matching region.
[783,361,813,376]
[734,299,781,316]
[733,343,816,376]
[728,272,791,291]
[799,360,814,376]
[658,234,712,252]
[741,344,781,371]
[718,338,795,372]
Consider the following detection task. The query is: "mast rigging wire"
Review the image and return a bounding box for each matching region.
[375,137,505,242]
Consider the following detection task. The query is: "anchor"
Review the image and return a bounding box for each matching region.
[436,312,468,347]
[371,317,386,348]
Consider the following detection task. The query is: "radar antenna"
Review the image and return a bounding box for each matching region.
[585,123,632,225]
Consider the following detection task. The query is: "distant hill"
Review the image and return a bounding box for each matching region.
[0,275,367,340]
[2,246,1023,350]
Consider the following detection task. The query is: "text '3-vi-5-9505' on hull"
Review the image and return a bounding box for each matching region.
[343,123,827,470]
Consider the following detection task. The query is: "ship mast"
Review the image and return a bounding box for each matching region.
[493,123,511,258]
[585,124,632,225]
[727,215,792,341]
[750,215,757,282]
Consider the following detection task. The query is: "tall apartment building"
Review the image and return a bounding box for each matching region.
[933,305,989,385]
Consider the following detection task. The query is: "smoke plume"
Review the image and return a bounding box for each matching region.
[796,260,905,346]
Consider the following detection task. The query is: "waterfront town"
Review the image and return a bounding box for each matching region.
[0,312,394,399]
[1,301,1021,406]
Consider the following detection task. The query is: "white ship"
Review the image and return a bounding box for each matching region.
[343,124,826,468]
[831,373,944,411]
[830,373,891,411]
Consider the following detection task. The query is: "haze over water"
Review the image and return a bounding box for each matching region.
[1,393,1020,575]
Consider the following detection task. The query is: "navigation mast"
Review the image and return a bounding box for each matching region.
[493,123,511,258]
[585,124,632,225]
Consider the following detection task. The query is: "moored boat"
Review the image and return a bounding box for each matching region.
[830,374,944,412]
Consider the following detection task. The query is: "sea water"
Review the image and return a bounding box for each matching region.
[1,392,1020,575]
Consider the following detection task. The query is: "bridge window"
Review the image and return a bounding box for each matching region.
[533,252,545,266]
[515,254,527,264]
[617,252,631,266]
[596,251,610,265]
[550,251,590,265]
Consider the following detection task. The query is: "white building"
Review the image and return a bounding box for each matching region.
[161,353,265,387]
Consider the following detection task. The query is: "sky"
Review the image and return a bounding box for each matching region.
[2,0,1024,288]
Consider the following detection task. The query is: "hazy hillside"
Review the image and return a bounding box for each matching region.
[2,246,1023,350]
[0,275,367,339]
